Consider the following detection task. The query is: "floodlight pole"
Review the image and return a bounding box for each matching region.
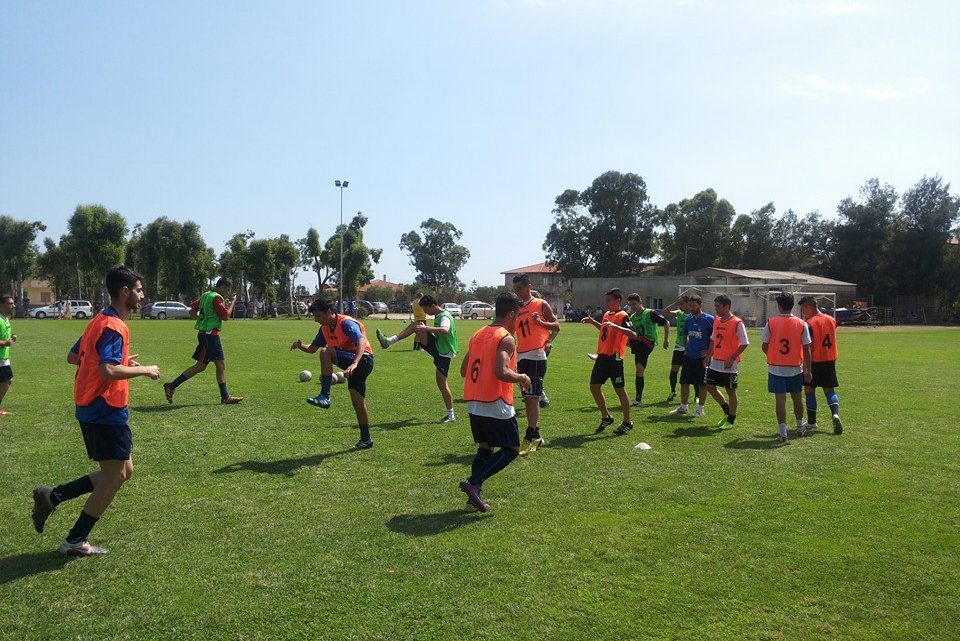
[335,179,349,311]
[683,245,701,275]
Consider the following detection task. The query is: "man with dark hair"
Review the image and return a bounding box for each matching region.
[663,295,690,401]
[529,289,558,409]
[459,292,531,512]
[0,293,17,415]
[164,277,243,405]
[583,288,637,435]
[32,265,160,556]
[376,294,458,422]
[625,293,669,408]
[703,294,749,430]
[761,293,812,443]
[669,294,713,417]
[798,296,843,436]
[295,298,376,449]
[512,275,560,455]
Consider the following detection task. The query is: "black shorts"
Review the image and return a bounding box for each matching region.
[469,413,520,448]
[590,355,625,388]
[334,350,375,398]
[671,349,685,366]
[422,334,453,377]
[809,361,840,388]
[0,365,12,383]
[80,421,132,461]
[680,356,705,386]
[517,358,547,397]
[705,367,738,389]
[192,332,225,363]
[630,340,654,367]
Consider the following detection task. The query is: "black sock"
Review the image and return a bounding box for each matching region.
[475,448,519,484]
[829,403,839,415]
[524,427,538,441]
[669,371,678,393]
[470,448,494,484]
[635,376,645,402]
[359,425,371,441]
[66,510,99,544]
[218,382,229,399]
[693,383,701,401]
[728,414,736,424]
[50,475,94,508]
[171,374,187,389]
[808,409,817,425]
[721,402,730,416]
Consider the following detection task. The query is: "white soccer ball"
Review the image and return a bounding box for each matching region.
[332,371,346,384]
[299,370,312,383]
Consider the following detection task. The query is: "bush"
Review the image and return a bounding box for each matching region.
[354,305,369,319]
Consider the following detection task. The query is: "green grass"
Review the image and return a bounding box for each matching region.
[1,318,958,641]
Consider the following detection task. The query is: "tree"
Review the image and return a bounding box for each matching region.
[298,227,330,292]
[400,218,470,291]
[830,179,898,301]
[543,171,657,277]
[218,231,255,304]
[66,204,128,306]
[36,237,77,300]
[273,234,300,315]
[657,189,738,273]
[319,213,382,299]
[125,217,215,301]
[246,238,278,303]
[0,216,46,314]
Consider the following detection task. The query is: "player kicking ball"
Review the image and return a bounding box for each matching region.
[459,293,531,513]
[376,294,458,423]
[583,288,637,435]
[761,293,812,444]
[702,295,749,430]
[297,299,376,450]
[798,296,844,435]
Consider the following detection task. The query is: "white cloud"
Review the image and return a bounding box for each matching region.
[779,74,932,102]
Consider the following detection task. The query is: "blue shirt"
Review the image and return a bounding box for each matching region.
[310,319,365,350]
[684,312,715,358]
[73,307,129,425]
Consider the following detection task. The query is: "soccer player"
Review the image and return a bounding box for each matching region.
[376,294,458,423]
[529,289,557,409]
[0,293,17,415]
[296,299,376,449]
[31,265,160,556]
[163,278,243,405]
[583,288,637,435]
[625,293,669,408]
[458,292,531,513]
[669,295,713,417]
[511,275,560,455]
[798,296,844,435]
[761,293,812,443]
[663,296,690,402]
[702,295,749,430]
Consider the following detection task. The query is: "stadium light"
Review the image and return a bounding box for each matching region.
[335,180,349,312]
[684,245,702,275]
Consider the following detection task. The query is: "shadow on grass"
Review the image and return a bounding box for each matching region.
[423,453,475,468]
[646,414,695,424]
[213,449,356,477]
[724,436,786,451]
[548,433,616,449]
[131,403,203,413]
[387,509,489,536]
[664,425,719,438]
[568,406,624,414]
[0,551,71,585]
[377,418,432,431]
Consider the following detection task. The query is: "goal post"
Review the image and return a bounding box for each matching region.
[677,284,836,327]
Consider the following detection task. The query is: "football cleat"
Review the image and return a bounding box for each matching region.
[668,406,688,416]
[440,414,456,424]
[163,383,175,405]
[32,487,55,534]
[832,414,843,435]
[666,391,676,402]
[375,328,390,349]
[718,421,735,431]
[307,394,331,409]
[613,421,633,435]
[775,434,789,444]
[595,416,615,434]
[59,539,108,557]
[798,423,817,437]
[354,438,374,450]
[630,399,642,407]
[220,396,244,405]
[539,396,550,408]
[459,481,489,512]
[693,406,705,418]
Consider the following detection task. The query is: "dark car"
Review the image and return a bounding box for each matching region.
[231,301,253,319]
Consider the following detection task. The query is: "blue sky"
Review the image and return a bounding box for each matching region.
[2,0,957,287]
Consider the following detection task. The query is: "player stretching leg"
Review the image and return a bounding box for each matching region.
[512,275,560,455]
[669,295,713,418]
[761,293,812,444]
[625,293,669,408]
[0,294,17,415]
[376,291,427,351]
[32,265,160,556]
[798,296,843,435]
[459,293,531,513]
[583,289,637,435]
[702,295,749,430]
[663,296,690,402]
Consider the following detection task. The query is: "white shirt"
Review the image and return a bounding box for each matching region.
[467,399,517,420]
[761,314,812,376]
[708,319,749,373]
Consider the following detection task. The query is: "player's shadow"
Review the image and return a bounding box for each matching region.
[0,551,71,585]
[549,433,615,449]
[131,404,203,413]
[378,418,432,431]
[570,406,624,414]
[664,426,719,438]
[646,414,695,424]
[724,436,784,451]
[212,449,356,477]
[387,510,489,536]
[423,453,475,468]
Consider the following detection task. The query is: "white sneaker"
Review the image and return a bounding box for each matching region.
[693,406,705,418]
[798,423,817,437]
[668,405,688,416]
[59,539,108,557]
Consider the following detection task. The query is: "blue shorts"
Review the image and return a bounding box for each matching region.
[469,413,520,448]
[192,332,225,363]
[334,350,374,398]
[768,373,804,394]
[80,421,132,461]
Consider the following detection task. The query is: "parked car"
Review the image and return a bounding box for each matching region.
[371,301,388,314]
[355,300,375,315]
[30,300,94,319]
[231,301,254,319]
[276,300,309,315]
[390,300,412,313]
[462,302,494,320]
[461,300,483,308]
[441,302,462,318]
[143,300,192,320]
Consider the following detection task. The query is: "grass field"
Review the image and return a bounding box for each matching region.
[1,318,958,641]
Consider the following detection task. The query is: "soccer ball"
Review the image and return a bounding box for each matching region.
[299,370,312,383]
[332,371,346,384]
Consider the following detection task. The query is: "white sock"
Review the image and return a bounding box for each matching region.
[680,404,689,410]
[779,423,788,437]
[796,418,804,428]
[446,408,455,418]
[386,335,399,345]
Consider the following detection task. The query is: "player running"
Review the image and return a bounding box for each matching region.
[163,278,243,405]
[761,293,812,444]
[798,296,844,435]
[584,288,637,435]
[663,295,690,402]
[31,265,161,556]
[297,299,376,450]
[669,295,713,418]
[530,290,557,409]
[0,293,17,415]
[702,295,749,430]
[376,294,458,423]
[625,293,669,408]
[458,293,531,513]
[512,274,560,455]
